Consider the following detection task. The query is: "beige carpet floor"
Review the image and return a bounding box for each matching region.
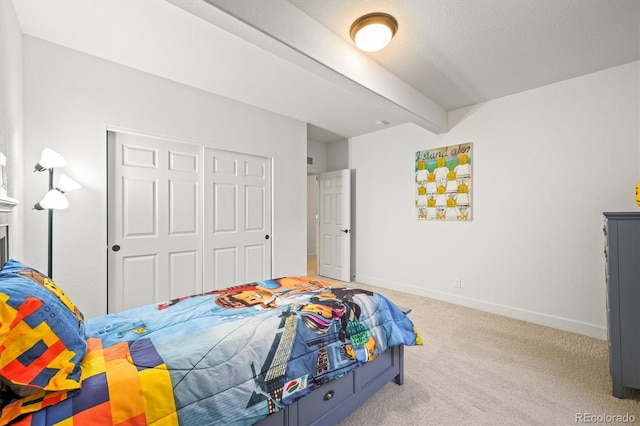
[307,260,640,425]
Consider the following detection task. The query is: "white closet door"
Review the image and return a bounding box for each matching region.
[107,131,202,312]
[317,169,351,282]
[203,148,272,291]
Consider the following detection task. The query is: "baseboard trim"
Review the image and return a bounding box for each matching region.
[355,274,607,340]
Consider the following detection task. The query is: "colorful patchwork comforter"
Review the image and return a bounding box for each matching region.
[3,277,421,425]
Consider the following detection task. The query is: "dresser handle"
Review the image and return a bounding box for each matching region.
[323,390,335,401]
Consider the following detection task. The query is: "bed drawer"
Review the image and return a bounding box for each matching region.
[297,371,356,425]
[255,345,404,426]
[357,345,397,387]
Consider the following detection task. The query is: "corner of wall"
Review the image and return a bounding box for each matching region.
[0,0,25,261]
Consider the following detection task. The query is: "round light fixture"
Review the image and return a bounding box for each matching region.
[350,13,398,52]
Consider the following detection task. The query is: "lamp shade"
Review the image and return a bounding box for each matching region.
[350,13,398,52]
[57,174,82,192]
[34,148,67,171]
[34,189,69,210]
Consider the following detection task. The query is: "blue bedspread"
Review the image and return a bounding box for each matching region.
[6,277,421,425]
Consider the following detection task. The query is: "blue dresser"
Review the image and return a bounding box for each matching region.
[603,212,640,398]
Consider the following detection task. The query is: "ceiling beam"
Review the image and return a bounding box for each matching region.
[172,0,448,134]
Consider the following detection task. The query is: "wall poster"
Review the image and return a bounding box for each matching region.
[415,142,472,221]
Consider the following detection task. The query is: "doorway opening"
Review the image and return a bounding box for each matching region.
[307,174,318,276]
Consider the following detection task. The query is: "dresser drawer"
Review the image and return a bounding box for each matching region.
[297,372,355,425]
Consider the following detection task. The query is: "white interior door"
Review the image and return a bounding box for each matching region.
[107,131,202,313]
[203,148,272,291]
[318,169,351,282]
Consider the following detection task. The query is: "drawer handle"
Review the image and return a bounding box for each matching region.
[323,390,335,401]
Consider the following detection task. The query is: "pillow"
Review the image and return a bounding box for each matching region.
[0,260,86,395]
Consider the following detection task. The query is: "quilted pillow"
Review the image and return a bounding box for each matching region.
[0,260,86,395]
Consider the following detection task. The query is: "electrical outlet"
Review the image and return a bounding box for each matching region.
[454,278,462,288]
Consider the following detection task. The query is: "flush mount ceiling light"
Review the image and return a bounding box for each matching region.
[350,12,398,52]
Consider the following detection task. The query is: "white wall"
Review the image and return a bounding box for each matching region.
[22,36,307,319]
[0,1,24,259]
[327,139,348,171]
[351,62,640,339]
[307,139,328,174]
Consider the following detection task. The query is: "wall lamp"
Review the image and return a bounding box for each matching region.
[33,148,81,277]
[350,12,398,52]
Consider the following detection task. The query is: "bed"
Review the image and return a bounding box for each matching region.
[0,259,421,425]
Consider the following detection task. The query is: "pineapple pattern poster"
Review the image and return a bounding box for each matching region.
[415,142,472,220]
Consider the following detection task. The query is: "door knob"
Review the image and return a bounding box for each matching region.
[341,229,350,233]
[112,245,121,252]
[265,235,270,240]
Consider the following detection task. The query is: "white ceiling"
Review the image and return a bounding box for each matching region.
[12,0,640,143]
[289,0,640,111]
